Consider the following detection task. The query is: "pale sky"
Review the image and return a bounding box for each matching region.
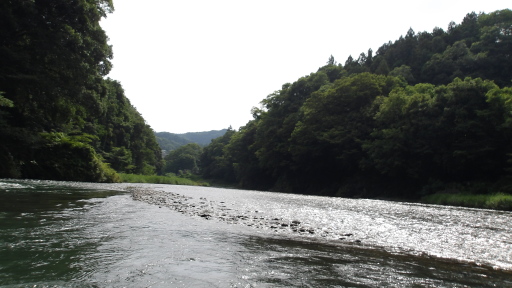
[100,1,510,133]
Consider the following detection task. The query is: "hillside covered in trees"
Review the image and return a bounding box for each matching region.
[156,129,228,153]
[0,0,162,182]
[200,9,512,198]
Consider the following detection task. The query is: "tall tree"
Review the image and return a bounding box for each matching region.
[0,1,162,181]
[0,0,114,131]
[164,143,202,174]
[289,73,403,194]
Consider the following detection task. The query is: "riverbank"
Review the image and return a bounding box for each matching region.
[129,187,362,243]
[119,173,209,186]
[116,171,512,211]
[124,174,512,211]
[127,183,512,273]
[421,192,512,211]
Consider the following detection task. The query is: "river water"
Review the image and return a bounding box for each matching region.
[0,179,511,287]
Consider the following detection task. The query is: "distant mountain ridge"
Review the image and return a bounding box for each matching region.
[155,129,228,152]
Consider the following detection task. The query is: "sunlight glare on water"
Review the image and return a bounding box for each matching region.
[151,184,512,270]
[1,180,511,287]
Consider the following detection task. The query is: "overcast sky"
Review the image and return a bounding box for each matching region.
[100,0,509,133]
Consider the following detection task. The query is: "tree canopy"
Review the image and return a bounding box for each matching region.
[163,143,202,175]
[0,0,161,181]
[199,9,512,198]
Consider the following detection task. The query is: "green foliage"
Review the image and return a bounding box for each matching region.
[156,132,195,152]
[363,83,438,179]
[179,130,230,146]
[103,146,134,173]
[119,173,207,186]
[195,9,512,203]
[163,143,202,174]
[421,41,479,85]
[289,73,403,192]
[155,129,228,153]
[0,1,162,181]
[0,92,14,108]
[199,9,512,201]
[422,193,512,211]
[363,77,511,196]
[23,132,120,183]
[249,71,332,190]
[96,79,163,175]
[388,65,415,83]
[0,0,113,131]
[370,10,512,87]
[0,91,15,138]
[226,121,273,190]
[199,128,237,182]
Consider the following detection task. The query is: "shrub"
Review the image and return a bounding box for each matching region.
[422,192,512,211]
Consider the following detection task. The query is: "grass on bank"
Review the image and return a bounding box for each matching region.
[421,192,512,211]
[119,173,209,186]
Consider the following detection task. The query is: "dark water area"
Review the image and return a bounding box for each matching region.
[0,180,511,287]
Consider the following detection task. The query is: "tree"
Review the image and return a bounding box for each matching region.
[389,65,415,83]
[164,143,202,174]
[225,121,273,189]
[252,72,330,191]
[365,48,373,67]
[0,1,162,181]
[200,128,236,181]
[371,56,390,75]
[363,83,440,182]
[0,92,14,108]
[327,55,336,65]
[421,41,478,84]
[0,0,114,131]
[435,78,505,180]
[471,9,512,87]
[289,73,403,194]
[201,9,512,198]
[365,78,511,195]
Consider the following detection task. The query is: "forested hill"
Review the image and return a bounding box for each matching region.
[200,9,512,198]
[0,1,162,182]
[156,129,228,152]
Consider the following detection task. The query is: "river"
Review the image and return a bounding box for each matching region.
[0,179,511,287]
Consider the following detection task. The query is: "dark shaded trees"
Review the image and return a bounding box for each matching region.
[289,73,403,194]
[200,128,237,182]
[366,10,512,87]
[203,75,512,197]
[0,1,162,181]
[163,143,202,174]
[155,129,229,153]
[199,9,512,198]
[0,0,114,131]
[364,78,512,194]
[470,9,512,87]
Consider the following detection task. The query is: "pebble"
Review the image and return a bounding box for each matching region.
[129,187,356,243]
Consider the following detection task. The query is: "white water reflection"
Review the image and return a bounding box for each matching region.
[1,180,512,287]
[134,184,512,271]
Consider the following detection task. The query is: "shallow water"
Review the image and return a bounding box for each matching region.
[1,180,511,287]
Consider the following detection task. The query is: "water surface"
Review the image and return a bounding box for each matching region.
[1,180,511,287]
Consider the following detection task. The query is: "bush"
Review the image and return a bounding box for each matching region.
[23,132,121,183]
[119,173,209,186]
[421,192,512,211]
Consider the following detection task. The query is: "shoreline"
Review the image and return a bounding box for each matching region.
[129,187,362,243]
[128,186,512,273]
